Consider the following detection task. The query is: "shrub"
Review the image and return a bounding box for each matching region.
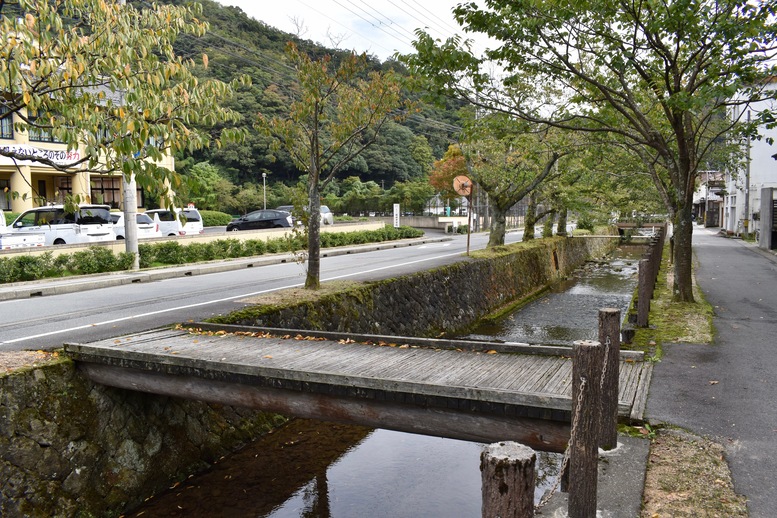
[200,210,233,227]
[70,246,122,275]
[0,224,426,283]
[19,254,53,280]
[576,216,595,233]
[152,241,187,265]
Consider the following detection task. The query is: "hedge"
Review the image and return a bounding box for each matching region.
[0,225,424,284]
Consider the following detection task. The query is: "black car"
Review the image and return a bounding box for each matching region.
[226,209,293,231]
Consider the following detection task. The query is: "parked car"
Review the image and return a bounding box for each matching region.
[110,212,163,240]
[145,207,204,236]
[227,209,293,231]
[0,208,45,249]
[275,204,334,225]
[9,204,116,245]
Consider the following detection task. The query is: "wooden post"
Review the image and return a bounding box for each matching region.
[481,442,537,518]
[598,309,621,451]
[637,258,650,327]
[569,340,602,518]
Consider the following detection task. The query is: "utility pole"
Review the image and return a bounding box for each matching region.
[744,110,751,239]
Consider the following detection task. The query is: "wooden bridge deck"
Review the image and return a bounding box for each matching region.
[64,324,652,453]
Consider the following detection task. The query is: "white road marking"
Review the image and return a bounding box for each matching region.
[3,250,464,344]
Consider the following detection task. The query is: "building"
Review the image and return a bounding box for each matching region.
[721,83,777,249]
[1,106,174,214]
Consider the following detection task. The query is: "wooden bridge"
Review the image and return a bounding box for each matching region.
[64,323,652,453]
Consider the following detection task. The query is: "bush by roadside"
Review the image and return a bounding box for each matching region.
[199,210,233,227]
[0,225,424,284]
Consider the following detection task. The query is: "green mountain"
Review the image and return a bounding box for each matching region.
[159,0,463,187]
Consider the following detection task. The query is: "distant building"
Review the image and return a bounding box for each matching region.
[0,106,174,213]
[721,82,777,248]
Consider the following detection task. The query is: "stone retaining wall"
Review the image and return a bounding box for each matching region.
[213,236,618,337]
[0,361,286,517]
[0,234,617,517]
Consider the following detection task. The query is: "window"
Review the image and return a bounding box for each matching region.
[1,179,10,210]
[27,109,62,143]
[0,106,13,139]
[90,176,145,208]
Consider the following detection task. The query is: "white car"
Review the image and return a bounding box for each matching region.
[145,207,204,236]
[9,204,116,245]
[276,204,334,225]
[110,212,163,240]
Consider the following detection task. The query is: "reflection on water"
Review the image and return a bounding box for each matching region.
[129,247,641,517]
[466,246,642,346]
[130,419,561,517]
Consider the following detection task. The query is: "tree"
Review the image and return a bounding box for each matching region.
[385,180,435,215]
[405,0,777,301]
[429,144,468,210]
[339,176,382,215]
[258,42,404,289]
[0,0,244,268]
[461,115,565,247]
[184,162,236,211]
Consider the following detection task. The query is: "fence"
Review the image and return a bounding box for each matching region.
[636,225,667,327]
[481,308,622,517]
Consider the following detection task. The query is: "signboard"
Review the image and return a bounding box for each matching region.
[393,203,400,228]
[0,144,81,167]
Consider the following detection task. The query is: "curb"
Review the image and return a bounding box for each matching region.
[0,236,453,301]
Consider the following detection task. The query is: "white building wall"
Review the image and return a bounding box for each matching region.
[725,88,777,239]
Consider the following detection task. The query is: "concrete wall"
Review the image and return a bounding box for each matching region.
[0,234,617,517]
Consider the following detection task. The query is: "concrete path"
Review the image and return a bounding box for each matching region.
[647,227,777,517]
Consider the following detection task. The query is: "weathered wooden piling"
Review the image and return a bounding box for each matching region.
[481,441,536,518]
[598,308,621,451]
[569,339,603,518]
[637,258,650,327]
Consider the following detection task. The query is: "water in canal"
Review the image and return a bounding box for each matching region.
[129,246,641,517]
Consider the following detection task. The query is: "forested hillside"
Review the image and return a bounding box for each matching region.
[157,0,463,210]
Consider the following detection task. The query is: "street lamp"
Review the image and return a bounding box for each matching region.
[262,172,267,210]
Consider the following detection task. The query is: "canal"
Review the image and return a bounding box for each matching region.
[128,245,642,517]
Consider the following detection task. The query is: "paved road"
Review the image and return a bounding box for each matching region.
[0,229,534,352]
[647,227,777,517]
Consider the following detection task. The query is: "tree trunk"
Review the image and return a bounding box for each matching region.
[556,207,568,237]
[305,177,322,290]
[488,204,508,247]
[523,193,537,242]
[672,206,695,302]
[542,210,556,238]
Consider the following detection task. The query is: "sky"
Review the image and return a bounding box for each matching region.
[213,0,484,61]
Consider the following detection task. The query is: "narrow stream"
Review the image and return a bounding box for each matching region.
[129,246,641,517]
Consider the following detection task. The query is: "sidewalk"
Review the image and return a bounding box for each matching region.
[646,226,777,517]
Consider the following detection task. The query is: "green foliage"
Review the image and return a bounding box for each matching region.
[576,216,596,233]
[0,0,246,208]
[200,210,233,226]
[182,163,237,211]
[3,212,18,225]
[0,226,424,284]
[0,247,135,282]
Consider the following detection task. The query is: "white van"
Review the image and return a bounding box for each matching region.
[9,204,116,245]
[145,207,204,236]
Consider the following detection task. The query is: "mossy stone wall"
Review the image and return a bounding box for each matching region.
[0,360,287,517]
[214,236,618,336]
